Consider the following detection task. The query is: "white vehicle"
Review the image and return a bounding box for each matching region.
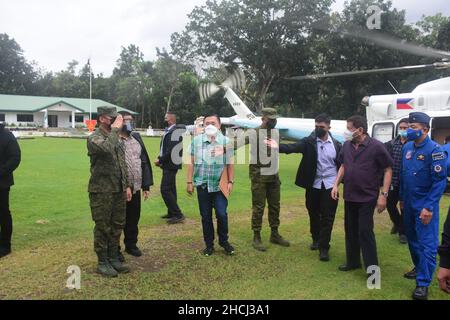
[198,28,450,145]
[367,77,450,144]
[201,76,450,145]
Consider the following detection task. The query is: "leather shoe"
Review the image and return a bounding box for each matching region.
[319,249,330,262]
[338,264,362,272]
[404,267,416,280]
[125,247,142,257]
[412,286,428,300]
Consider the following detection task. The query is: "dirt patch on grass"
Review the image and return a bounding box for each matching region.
[129,237,203,273]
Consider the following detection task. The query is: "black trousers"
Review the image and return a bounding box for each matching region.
[161,169,182,218]
[386,186,405,235]
[305,184,338,250]
[344,200,379,270]
[0,188,12,249]
[124,190,141,249]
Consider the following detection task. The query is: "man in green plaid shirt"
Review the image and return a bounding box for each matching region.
[187,114,235,257]
[190,131,229,193]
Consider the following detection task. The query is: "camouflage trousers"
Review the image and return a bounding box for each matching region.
[89,192,126,254]
[251,179,281,232]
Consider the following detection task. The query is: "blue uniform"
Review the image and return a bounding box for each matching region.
[400,136,448,287]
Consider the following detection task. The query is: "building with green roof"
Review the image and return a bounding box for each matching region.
[0,94,136,128]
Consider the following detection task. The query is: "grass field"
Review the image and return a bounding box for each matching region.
[0,137,449,300]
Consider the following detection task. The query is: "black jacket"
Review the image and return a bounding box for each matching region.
[131,132,154,191]
[0,124,21,189]
[279,132,342,189]
[439,207,450,269]
[158,124,185,171]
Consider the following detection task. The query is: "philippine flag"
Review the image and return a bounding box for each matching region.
[397,98,414,110]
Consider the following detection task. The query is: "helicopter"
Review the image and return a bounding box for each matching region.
[198,24,450,145]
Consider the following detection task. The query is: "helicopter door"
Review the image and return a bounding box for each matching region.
[372,122,395,143]
[430,116,450,145]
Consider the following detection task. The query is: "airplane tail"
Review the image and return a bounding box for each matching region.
[224,88,256,120]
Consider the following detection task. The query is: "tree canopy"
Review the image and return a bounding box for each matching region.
[1,0,450,127]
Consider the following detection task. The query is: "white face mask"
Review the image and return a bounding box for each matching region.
[344,129,356,142]
[204,124,219,137]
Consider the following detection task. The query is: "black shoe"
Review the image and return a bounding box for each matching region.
[221,242,235,256]
[203,247,214,257]
[319,249,330,262]
[0,247,11,258]
[338,264,362,272]
[167,215,185,224]
[118,250,126,263]
[399,234,408,244]
[404,268,417,280]
[390,225,398,235]
[125,247,142,257]
[310,242,319,251]
[412,286,428,300]
[161,214,172,219]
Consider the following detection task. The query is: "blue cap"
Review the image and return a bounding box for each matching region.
[409,112,430,126]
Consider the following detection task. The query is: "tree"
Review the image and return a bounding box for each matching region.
[171,0,333,112]
[0,33,37,94]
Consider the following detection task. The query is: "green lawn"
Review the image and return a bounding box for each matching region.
[0,137,449,300]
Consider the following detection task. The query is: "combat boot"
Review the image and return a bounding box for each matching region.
[270,229,290,247]
[252,231,267,252]
[108,246,130,274]
[96,251,118,278]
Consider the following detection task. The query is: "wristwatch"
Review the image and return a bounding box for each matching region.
[229,181,234,184]
[381,191,389,198]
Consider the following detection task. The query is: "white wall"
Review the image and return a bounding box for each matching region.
[0,111,86,128]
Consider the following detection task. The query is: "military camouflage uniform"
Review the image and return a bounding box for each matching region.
[87,115,130,258]
[249,126,281,232]
[233,108,289,250]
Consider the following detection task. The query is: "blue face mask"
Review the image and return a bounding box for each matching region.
[398,130,408,138]
[406,128,423,141]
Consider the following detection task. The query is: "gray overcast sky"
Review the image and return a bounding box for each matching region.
[1,0,449,76]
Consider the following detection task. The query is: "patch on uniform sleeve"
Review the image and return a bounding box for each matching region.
[406,151,412,160]
[432,152,445,161]
[434,165,443,173]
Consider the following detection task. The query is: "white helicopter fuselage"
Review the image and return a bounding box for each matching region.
[222,77,450,145]
[368,77,450,144]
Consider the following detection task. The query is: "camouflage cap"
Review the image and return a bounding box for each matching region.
[97,106,119,118]
[261,107,278,120]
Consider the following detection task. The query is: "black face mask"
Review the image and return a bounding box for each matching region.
[122,121,134,133]
[266,119,277,130]
[315,128,327,139]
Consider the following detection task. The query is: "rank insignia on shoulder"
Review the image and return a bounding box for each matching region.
[406,151,412,160]
[434,165,443,173]
[417,154,425,161]
[432,152,445,161]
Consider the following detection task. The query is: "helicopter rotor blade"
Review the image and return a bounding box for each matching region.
[199,69,246,103]
[287,63,450,81]
[199,82,220,103]
[342,28,450,60]
[312,21,450,60]
[221,68,246,91]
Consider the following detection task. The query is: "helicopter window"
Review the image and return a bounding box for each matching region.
[372,122,395,143]
[447,97,450,107]
[430,117,450,145]
[418,96,424,106]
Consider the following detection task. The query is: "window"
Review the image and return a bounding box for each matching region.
[0,114,5,122]
[17,114,34,122]
[372,122,395,143]
[69,115,84,123]
[418,96,425,106]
